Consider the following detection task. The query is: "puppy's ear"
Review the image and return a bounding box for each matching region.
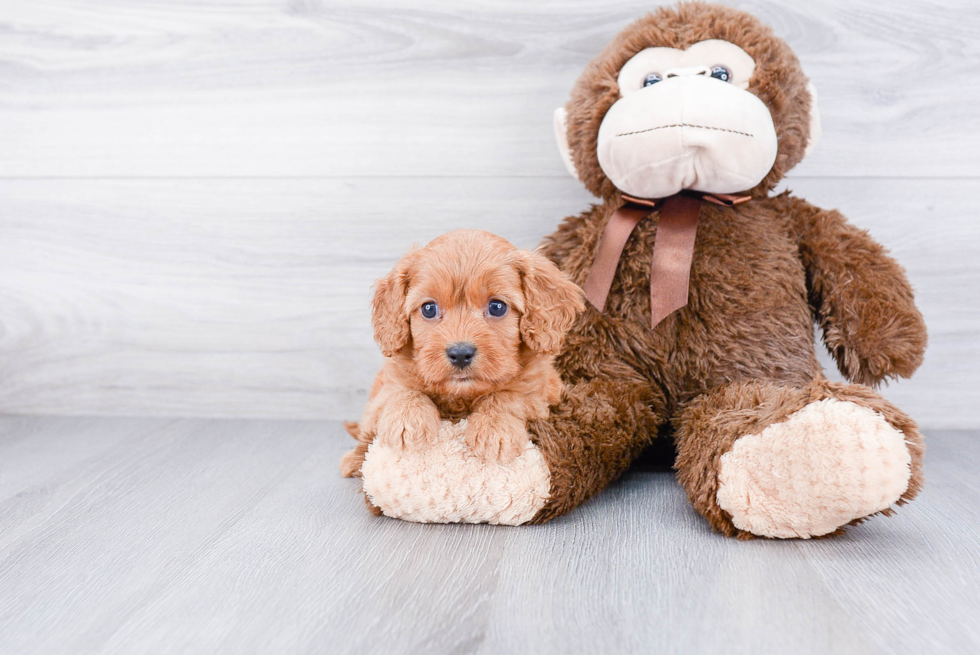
[372,249,418,357]
[514,249,585,355]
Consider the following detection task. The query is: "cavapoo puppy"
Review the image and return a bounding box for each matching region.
[341,229,584,477]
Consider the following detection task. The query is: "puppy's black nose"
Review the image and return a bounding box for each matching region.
[446,343,477,369]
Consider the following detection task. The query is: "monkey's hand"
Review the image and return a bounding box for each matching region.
[787,196,927,386]
[820,291,927,387]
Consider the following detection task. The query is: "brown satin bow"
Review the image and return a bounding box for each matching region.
[581,191,751,329]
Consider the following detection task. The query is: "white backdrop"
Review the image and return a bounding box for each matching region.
[1,0,978,427]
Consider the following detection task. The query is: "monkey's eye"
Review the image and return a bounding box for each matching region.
[420,301,439,319]
[643,73,663,87]
[487,299,508,318]
[710,65,732,83]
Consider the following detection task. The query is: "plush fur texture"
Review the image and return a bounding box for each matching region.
[342,230,584,517]
[360,419,550,525]
[716,398,912,539]
[673,379,924,538]
[524,2,927,537]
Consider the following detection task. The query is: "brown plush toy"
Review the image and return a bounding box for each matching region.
[528,1,927,538]
[347,2,927,538]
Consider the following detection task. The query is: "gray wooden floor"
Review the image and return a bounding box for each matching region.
[1,418,977,654]
[2,0,979,427]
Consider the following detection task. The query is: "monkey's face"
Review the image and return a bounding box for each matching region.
[554,5,821,200]
[595,40,778,199]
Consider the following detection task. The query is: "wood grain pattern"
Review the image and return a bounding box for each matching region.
[1,0,978,178]
[0,418,977,654]
[1,177,976,426]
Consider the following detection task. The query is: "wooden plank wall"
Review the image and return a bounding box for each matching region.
[1,0,978,427]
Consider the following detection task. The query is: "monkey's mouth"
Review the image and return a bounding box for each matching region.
[615,123,755,139]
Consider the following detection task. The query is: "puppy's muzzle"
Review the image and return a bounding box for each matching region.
[446,342,477,369]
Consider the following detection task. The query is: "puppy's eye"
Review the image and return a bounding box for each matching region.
[710,65,731,83]
[487,299,507,317]
[643,73,662,87]
[420,301,439,319]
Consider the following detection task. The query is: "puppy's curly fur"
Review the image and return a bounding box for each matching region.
[341,229,584,478]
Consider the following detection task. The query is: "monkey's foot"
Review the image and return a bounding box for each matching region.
[360,419,550,525]
[716,399,912,539]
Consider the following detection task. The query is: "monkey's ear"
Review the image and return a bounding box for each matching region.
[371,250,417,357]
[515,249,585,355]
[553,107,578,178]
[804,82,822,158]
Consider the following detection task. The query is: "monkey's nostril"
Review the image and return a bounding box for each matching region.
[446,343,477,369]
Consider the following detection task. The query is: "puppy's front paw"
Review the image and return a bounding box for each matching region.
[465,412,527,464]
[376,400,440,450]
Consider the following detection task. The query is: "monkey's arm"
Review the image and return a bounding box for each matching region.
[527,312,667,522]
[784,195,927,386]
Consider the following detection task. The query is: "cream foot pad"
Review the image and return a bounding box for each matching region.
[360,419,551,525]
[717,399,912,539]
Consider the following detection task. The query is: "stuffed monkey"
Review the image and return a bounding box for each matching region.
[528,1,927,538]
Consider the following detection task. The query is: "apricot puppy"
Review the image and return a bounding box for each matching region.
[341,229,584,475]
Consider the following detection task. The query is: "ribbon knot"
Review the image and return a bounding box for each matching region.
[581,191,751,329]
